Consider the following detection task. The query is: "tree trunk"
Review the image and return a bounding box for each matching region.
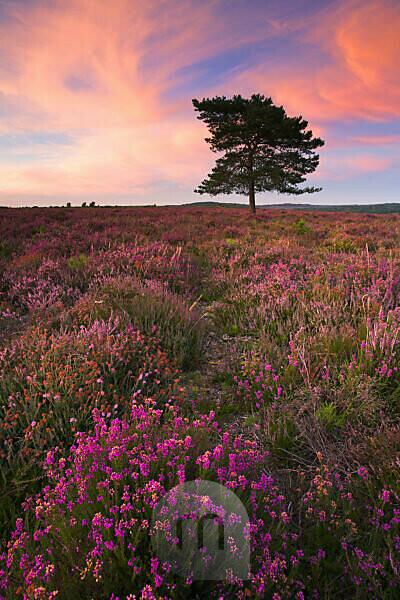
[249,180,256,214]
[248,151,256,213]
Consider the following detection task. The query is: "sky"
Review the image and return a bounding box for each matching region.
[0,0,399,207]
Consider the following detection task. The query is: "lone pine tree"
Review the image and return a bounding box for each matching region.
[193,94,324,213]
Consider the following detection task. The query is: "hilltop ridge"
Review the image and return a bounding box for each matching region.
[183,200,400,214]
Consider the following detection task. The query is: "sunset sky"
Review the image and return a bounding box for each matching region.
[0,0,399,207]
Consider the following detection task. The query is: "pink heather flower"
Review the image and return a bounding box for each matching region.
[213,445,224,461]
[140,463,150,477]
[177,464,185,484]
[150,557,159,575]
[45,451,55,466]
[233,437,241,450]
[222,432,229,446]
[196,452,211,470]
[357,466,369,480]
[104,541,115,551]
[140,585,156,599]
[109,446,122,460]
[280,512,290,524]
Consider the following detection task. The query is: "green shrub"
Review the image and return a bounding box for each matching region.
[67,253,88,271]
[316,402,347,430]
[328,237,358,253]
[0,241,12,259]
[294,218,310,235]
[225,237,238,246]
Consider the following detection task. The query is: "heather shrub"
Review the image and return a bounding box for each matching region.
[235,355,283,411]
[90,242,202,296]
[0,318,178,535]
[285,308,400,405]
[0,403,221,598]
[4,270,73,314]
[67,278,205,370]
[1,403,398,599]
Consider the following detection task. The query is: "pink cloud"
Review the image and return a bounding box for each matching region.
[312,153,394,182]
[0,0,398,201]
[236,0,400,123]
[350,135,400,146]
[0,0,224,197]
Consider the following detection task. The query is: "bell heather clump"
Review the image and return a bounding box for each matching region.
[1,401,399,599]
[0,318,179,534]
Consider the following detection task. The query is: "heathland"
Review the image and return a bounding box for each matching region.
[0,206,399,598]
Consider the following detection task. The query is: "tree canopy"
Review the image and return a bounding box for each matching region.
[192,94,324,212]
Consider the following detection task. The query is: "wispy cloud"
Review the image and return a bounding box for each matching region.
[0,0,398,204]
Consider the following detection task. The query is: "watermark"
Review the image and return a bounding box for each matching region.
[151,479,250,581]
